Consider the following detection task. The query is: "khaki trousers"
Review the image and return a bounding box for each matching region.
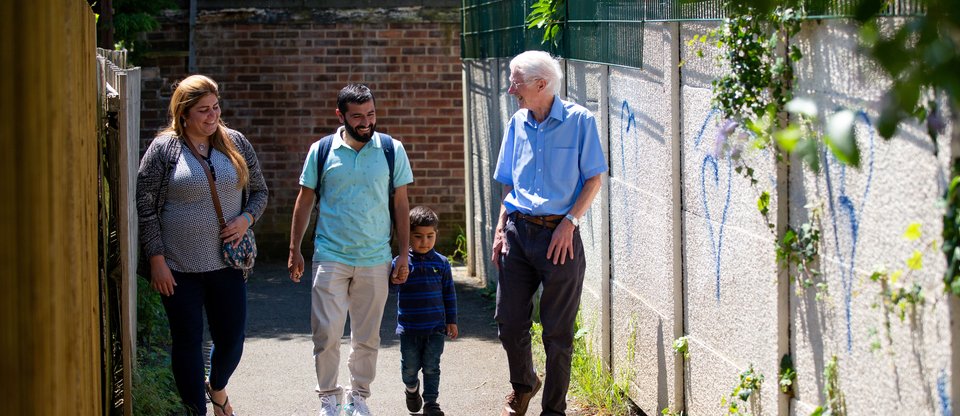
[311,261,390,398]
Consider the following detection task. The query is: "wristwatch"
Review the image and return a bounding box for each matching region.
[564,213,579,227]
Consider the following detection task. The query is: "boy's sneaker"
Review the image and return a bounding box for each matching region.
[342,390,372,416]
[318,393,341,416]
[404,381,423,412]
[423,402,445,416]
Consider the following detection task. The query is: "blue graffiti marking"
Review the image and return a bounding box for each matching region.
[939,369,953,416]
[619,100,638,177]
[617,101,639,254]
[694,109,731,300]
[823,110,875,352]
[702,153,732,300]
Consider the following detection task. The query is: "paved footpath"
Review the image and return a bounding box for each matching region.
[222,263,560,416]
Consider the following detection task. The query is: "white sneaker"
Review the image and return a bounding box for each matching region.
[342,390,372,416]
[319,393,341,416]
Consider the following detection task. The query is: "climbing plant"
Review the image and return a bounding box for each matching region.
[701,4,838,300]
[721,364,764,415]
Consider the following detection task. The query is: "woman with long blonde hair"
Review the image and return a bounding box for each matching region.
[137,75,268,416]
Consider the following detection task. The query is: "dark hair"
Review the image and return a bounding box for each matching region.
[337,84,375,114]
[410,206,439,230]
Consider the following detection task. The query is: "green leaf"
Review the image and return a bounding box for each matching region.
[796,138,821,173]
[907,250,923,270]
[891,269,904,284]
[810,406,824,416]
[903,223,922,241]
[758,192,771,216]
[774,125,803,152]
[825,109,861,167]
[785,97,818,118]
[574,327,589,339]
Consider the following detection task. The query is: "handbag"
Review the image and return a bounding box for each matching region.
[183,139,257,275]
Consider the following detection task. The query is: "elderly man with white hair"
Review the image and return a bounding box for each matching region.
[491,50,607,416]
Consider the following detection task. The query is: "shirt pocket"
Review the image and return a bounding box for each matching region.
[549,146,579,184]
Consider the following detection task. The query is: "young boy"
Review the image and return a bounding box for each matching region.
[391,206,458,416]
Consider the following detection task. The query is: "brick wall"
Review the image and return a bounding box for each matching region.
[139,7,465,262]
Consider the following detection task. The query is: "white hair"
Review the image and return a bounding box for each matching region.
[509,50,563,95]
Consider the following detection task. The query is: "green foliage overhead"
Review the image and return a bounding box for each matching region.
[527,0,565,47]
[98,0,178,64]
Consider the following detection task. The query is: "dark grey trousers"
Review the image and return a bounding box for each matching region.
[495,216,586,416]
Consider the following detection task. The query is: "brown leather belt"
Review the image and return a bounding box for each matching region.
[509,212,564,229]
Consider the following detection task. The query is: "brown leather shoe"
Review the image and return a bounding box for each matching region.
[500,377,542,416]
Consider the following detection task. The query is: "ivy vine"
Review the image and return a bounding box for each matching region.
[704,5,832,300]
[721,364,764,415]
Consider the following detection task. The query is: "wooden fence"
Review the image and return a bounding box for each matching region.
[98,47,142,416]
[0,0,101,414]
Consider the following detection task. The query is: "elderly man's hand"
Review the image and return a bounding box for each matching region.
[546,220,576,265]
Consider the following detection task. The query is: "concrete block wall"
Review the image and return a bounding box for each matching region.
[464,19,956,416]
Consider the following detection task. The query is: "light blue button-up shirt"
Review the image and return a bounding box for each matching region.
[300,127,414,266]
[494,96,607,216]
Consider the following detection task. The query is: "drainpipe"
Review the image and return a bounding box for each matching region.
[462,64,475,277]
[188,0,197,73]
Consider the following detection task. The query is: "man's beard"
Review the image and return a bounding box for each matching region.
[344,122,376,143]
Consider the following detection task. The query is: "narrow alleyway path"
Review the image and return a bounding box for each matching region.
[224,263,549,415]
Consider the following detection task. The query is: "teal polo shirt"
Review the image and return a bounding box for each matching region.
[299,127,414,266]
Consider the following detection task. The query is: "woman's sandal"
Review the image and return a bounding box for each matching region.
[205,381,237,416]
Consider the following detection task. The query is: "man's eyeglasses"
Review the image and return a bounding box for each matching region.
[509,79,536,89]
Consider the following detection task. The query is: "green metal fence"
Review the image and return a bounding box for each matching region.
[461,0,925,67]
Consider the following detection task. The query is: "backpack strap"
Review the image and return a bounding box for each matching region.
[379,134,397,240]
[313,134,335,202]
[379,133,396,197]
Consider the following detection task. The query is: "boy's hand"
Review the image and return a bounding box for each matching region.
[446,324,459,340]
[391,256,410,284]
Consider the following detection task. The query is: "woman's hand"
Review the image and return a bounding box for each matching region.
[220,213,252,247]
[149,255,176,296]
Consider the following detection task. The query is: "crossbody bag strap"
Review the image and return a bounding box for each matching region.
[183,139,228,230]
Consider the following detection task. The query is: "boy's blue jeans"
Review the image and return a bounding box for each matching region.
[400,332,446,404]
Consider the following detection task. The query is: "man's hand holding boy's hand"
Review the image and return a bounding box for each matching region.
[391,257,410,284]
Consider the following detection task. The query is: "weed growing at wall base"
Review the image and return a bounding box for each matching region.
[531,314,637,415]
[133,277,181,415]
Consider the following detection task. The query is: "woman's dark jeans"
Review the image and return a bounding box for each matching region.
[162,267,247,414]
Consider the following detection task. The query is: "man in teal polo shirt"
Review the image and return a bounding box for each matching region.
[288,84,414,416]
